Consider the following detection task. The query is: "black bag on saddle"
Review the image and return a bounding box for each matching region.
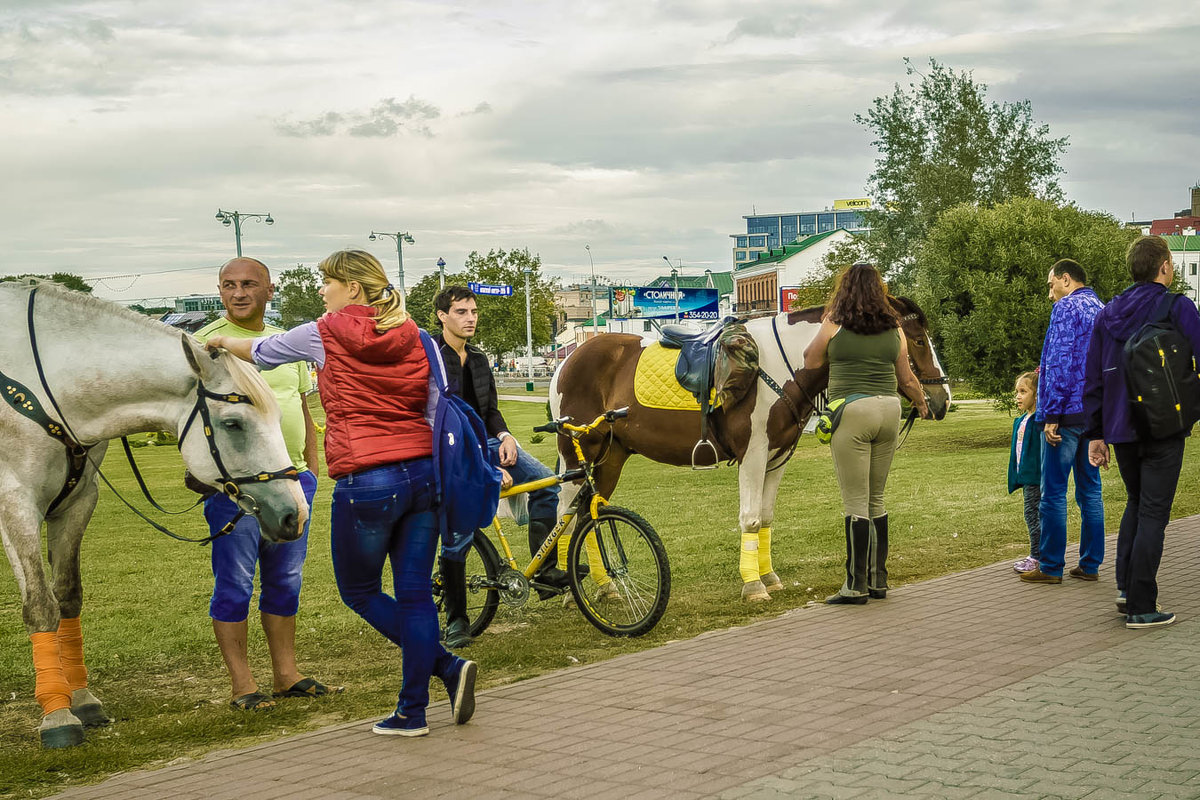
[1123,292,1200,439]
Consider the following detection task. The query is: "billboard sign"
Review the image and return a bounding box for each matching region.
[833,198,872,210]
[610,286,719,320]
[780,286,802,310]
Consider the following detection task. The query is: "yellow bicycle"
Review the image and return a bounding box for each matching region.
[433,408,671,637]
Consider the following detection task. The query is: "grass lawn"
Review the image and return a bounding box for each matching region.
[4,399,1200,798]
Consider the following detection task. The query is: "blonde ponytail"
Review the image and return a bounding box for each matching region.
[317,249,411,332]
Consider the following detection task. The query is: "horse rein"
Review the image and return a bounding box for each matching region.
[22,286,298,544]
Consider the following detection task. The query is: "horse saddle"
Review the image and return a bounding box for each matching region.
[657,318,759,468]
[659,318,731,402]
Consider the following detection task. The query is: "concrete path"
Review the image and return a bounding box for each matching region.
[52,518,1200,799]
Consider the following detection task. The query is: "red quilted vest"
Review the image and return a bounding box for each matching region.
[316,308,432,478]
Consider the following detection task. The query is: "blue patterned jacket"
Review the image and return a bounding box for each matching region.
[1037,287,1104,427]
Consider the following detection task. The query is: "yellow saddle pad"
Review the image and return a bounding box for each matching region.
[634,343,701,411]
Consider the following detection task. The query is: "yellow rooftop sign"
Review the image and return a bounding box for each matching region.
[834,198,872,210]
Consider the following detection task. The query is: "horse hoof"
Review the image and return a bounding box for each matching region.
[761,572,784,593]
[71,689,112,727]
[742,580,771,602]
[595,582,622,602]
[39,709,85,749]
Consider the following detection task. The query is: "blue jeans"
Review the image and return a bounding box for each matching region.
[206,469,318,622]
[330,459,458,722]
[489,437,558,522]
[1038,426,1104,577]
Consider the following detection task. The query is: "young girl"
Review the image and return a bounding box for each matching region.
[1008,371,1043,573]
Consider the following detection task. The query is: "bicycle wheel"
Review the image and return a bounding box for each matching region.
[433,532,501,638]
[566,506,670,637]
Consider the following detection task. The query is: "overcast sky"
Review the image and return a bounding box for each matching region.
[3,1,1198,305]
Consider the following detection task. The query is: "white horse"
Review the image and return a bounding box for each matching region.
[0,281,307,748]
[549,299,951,601]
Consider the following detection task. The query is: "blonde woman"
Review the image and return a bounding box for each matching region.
[206,250,477,738]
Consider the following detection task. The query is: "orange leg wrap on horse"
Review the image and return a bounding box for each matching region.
[30,632,72,715]
[57,617,88,691]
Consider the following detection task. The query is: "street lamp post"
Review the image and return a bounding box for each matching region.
[215,209,274,257]
[368,231,415,294]
[437,257,446,289]
[584,244,598,339]
[524,268,534,385]
[663,256,681,323]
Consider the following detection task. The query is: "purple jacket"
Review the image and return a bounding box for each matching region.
[1083,282,1200,444]
[1038,287,1104,427]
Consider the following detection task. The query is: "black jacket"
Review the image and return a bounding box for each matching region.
[435,334,508,439]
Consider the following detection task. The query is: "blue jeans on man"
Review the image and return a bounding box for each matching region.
[1038,426,1105,577]
[487,437,559,522]
[330,459,463,723]
[206,469,319,622]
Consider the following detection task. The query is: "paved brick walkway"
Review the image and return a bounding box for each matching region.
[53,517,1200,800]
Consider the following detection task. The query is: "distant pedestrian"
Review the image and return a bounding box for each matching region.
[1008,371,1043,574]
[1021,259,1105,585]
[1084,235,1200,628]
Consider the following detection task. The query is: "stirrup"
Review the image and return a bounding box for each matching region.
[691,439,719,470]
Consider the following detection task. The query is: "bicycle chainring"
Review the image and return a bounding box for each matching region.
[496,567,530,607]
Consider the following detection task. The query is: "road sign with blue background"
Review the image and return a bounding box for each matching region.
[469,282,513,296]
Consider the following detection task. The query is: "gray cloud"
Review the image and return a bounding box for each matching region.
[276,96,441,139]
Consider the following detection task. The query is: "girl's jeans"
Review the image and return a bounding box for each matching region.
[331,458,456,721]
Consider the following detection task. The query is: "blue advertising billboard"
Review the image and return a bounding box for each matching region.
[611,287,719,320]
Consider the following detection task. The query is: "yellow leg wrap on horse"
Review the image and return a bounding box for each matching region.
[739,532,760,584]
[584,529,612,586]
[57,617,88,691]
[31,632,72,715]
[556,533,570,571]
[757,527,774,576]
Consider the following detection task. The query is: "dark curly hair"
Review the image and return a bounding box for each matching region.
[826,262,900,335]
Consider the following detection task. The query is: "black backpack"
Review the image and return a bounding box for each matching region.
[1123,292,1200,439]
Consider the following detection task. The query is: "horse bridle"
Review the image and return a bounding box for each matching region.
[899,312,950,388]
[22,285,297,543]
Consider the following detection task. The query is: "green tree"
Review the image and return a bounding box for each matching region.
[0,272,93,293]
[856,58,1069,287]
[463,249,556,357]
[916,197,1139,403]
[275,264,325,328]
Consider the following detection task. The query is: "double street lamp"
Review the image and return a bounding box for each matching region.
[369,230,415,293]
[215,209,274,257]
[585,244,599,337]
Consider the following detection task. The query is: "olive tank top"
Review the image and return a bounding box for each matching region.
[826,327,900,401]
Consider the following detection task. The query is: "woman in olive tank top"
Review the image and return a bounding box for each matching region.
[803,263,931,605]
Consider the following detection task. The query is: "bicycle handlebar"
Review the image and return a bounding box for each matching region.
[533,407,629,435]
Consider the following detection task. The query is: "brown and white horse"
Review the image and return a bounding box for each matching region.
[549,298,950,601]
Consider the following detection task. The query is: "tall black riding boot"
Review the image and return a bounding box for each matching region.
[440,557,473,648]
[826,516,870,605]
[529,518,569,597]
[869,514,889,599]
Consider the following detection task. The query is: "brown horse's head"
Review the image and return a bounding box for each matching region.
[891,296,951,420]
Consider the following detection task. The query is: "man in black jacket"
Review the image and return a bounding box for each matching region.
[434,286,562,647]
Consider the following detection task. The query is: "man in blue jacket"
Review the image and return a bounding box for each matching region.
[1084,236,1197,628]
[1022,259,1106,585]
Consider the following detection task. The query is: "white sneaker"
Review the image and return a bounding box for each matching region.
[1012,556,1039,573]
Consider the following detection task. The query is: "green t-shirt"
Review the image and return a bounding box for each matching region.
[826,327,900,402]
[194,317,312,472]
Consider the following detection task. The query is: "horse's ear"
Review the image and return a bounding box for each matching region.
[180,335,214,379]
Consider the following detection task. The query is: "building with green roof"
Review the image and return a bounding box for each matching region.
[732,229,853,313]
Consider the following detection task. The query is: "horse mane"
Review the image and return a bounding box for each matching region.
[26,280,279,418]
[215,350,281,421]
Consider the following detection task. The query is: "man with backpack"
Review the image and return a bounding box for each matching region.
[1021,259,1106,586]
[434,286,563,648]
[1083,236,1200,629]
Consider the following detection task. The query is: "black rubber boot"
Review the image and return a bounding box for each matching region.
[440,558,473,648]
[826,516,870,605]
[869,514,889,599]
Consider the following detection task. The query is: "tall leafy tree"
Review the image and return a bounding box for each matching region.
[916,197,1138,403]
[275,264,325,328]
[788,237,868,310]
[1,272,93,293]
[462,248,556,358]
[857,58,1069,287]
